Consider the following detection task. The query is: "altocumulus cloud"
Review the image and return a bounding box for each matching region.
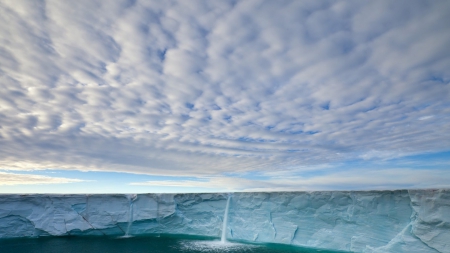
[0,0,449,190]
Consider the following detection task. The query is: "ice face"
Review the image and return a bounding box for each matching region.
[228,191,414,251]
[0,190,448,253]
[408,190,450,253]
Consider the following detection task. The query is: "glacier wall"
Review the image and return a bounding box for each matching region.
[0,190,448,253]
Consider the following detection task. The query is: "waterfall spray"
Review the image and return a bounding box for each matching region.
[221,194,231,243]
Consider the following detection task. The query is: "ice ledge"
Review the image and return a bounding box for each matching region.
[0,190,448,253]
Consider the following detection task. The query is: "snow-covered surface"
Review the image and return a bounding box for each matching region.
[0,190,448,253]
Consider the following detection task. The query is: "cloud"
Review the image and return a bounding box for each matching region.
[0,171,85,185]
[131,168,450,191]
[0,0,449,190]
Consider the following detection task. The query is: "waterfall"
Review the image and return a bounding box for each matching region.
[125,194,136,237]
[221,195,231,243]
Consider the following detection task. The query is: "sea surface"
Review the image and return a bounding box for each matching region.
[0,235,345,253]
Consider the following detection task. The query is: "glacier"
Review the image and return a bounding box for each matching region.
[0,189,448,253]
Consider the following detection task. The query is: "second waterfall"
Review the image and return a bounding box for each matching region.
[221,195,231,243]
[125,194,136,237]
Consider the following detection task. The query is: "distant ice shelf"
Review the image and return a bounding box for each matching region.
[0,189,449,253]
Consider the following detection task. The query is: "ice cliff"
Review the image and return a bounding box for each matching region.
[0,189,448,253]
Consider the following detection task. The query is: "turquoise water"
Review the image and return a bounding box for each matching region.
[0,235,343,253]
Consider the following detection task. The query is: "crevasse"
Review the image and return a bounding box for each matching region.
[0,190,448,253]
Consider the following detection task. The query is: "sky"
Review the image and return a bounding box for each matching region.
[0,0,449,193]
